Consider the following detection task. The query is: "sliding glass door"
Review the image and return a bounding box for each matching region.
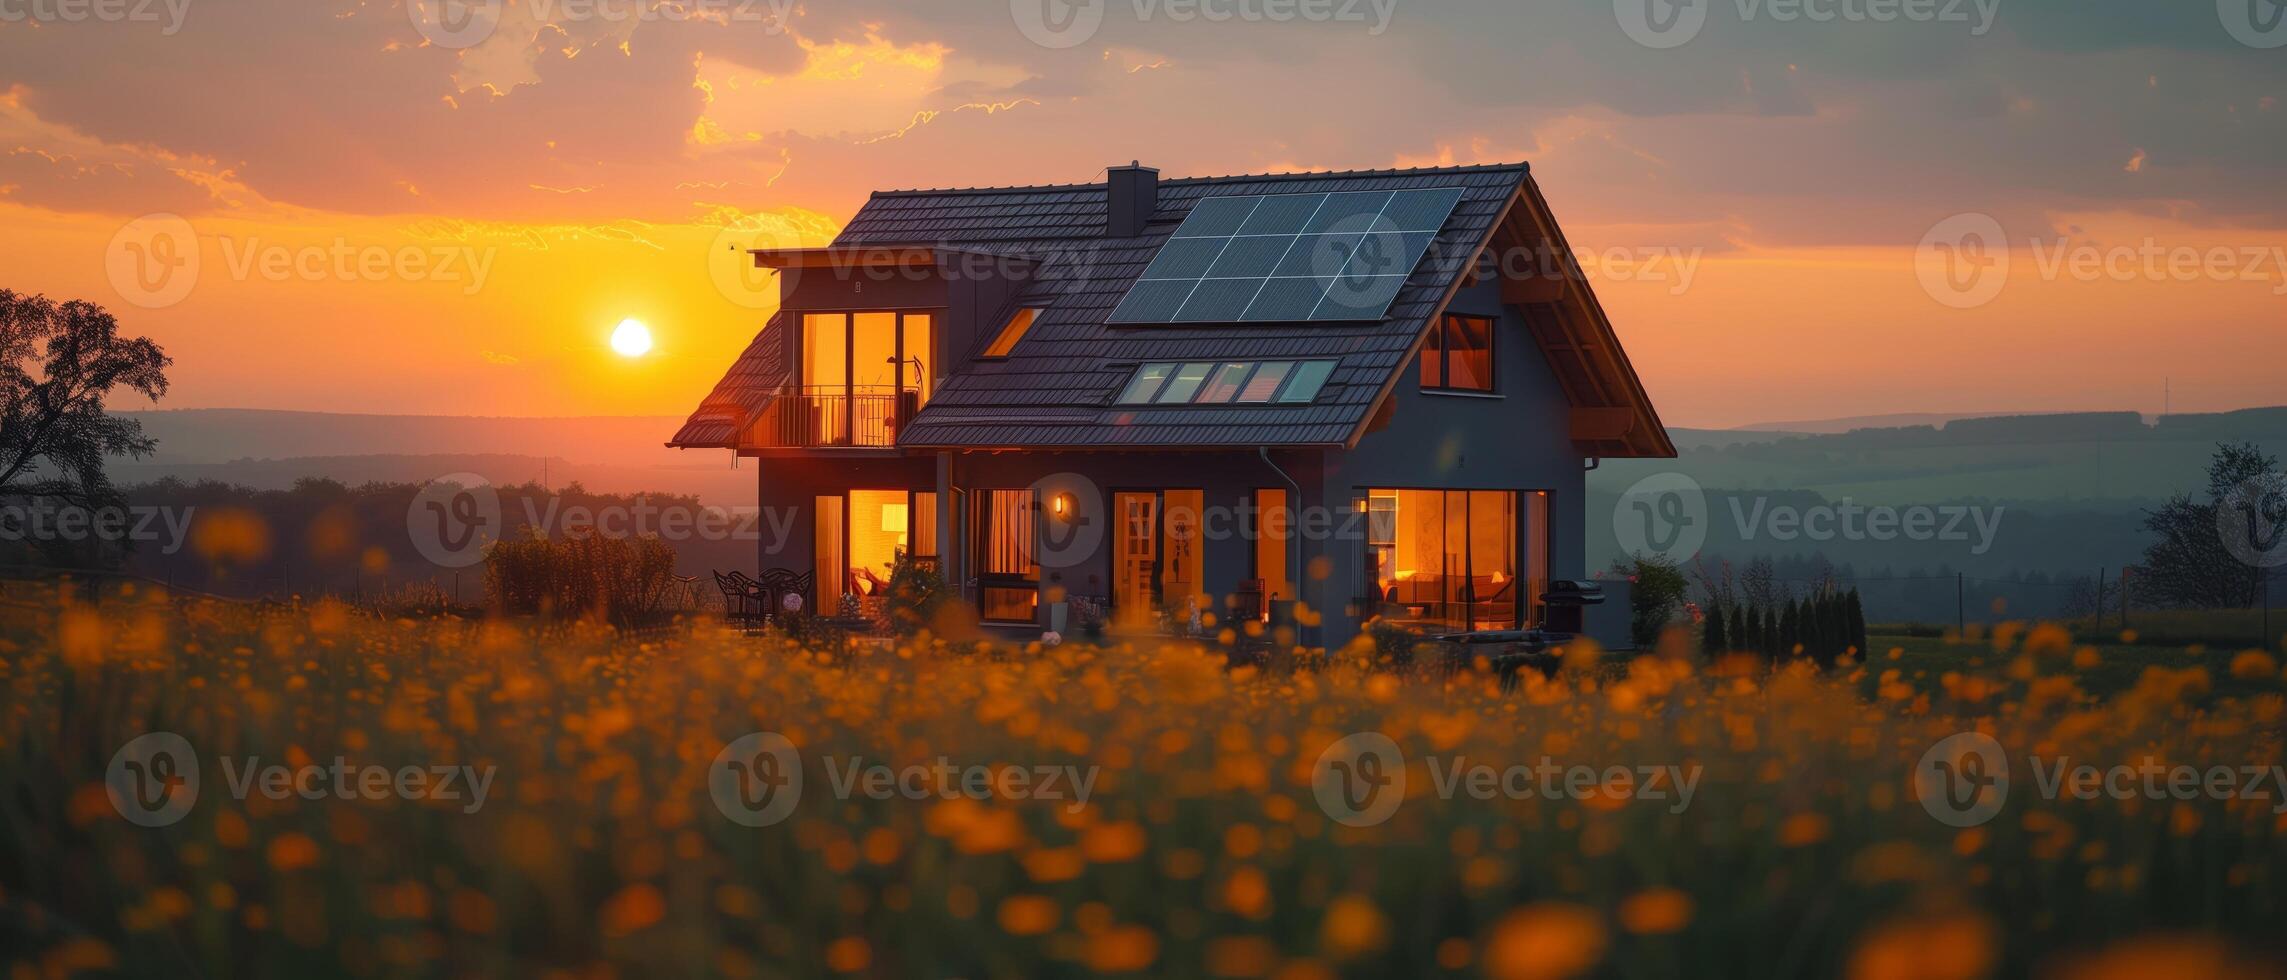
[1365,489,1547,632]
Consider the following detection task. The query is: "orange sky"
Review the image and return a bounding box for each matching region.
[2,3,2281,428]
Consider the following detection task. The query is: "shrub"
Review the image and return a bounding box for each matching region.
[1702,601,1729,659]
[1366,618,1431,669]
[1613,554,1689,648]
[483,528,679,625]
[884,551,951,636]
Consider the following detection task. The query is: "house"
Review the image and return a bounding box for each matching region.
[670,161,1674,648]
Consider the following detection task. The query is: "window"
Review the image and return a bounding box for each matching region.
[1254,489,1292,610]
[1239,362,1293,402]
[1277,361,1334,403]
[1119,364,1174,404]
[1112,359,1336,405]
[1421,313,1493,393]
[977,489,1039,624]
[980,308,1039,359]
[1196,363,1251,403]
[1155,363,1214,403]
[1364,489,1532,632]
[797,310,933,446]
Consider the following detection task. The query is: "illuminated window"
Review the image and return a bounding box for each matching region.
[980,308,1039,359]
[1364,488,1537,632]
[1421,313,1494,392]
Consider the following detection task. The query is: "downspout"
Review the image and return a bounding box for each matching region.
[1258,447,1304,634]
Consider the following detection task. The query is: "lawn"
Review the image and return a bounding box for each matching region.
[3,585,2283,977]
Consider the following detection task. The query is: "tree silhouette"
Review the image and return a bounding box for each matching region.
[0,290,172,515]
[2138,442,2279,609]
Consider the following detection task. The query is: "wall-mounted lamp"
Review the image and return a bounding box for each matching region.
[1050,492,1075,521]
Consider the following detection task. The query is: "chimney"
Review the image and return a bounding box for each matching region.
[1106,162,1158,238]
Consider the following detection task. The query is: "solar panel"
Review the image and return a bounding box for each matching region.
[1104,187,1464,324]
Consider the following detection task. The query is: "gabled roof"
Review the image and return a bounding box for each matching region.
[671,162,1673,457]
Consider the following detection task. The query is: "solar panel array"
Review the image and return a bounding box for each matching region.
[1105,187,1465,324]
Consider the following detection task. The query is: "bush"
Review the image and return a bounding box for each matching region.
[1366,618,1432,669]
[483,528,679,625]
[1613,554,1689,648]
[884,551,951,636]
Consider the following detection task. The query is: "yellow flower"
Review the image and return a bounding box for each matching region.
[1482,903,1607,980]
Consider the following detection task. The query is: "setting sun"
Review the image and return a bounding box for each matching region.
[610,319,654,358]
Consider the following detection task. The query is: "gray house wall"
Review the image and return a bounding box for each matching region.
[1313,279,1587,646]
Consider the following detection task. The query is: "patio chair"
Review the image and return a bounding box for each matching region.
[713,571,764,633]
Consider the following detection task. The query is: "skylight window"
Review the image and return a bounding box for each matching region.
[979,308,1040,359]
[1153,363,1215,403]
[1196,363,1251,403]
[1117,363,1174,403]
[1112,359,1338,406]
[1277,361,1335,403]
[1238,362,1294,402]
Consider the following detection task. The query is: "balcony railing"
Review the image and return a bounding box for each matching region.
[752,385,920,448]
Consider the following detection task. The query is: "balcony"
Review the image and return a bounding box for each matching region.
[751,385,922,448]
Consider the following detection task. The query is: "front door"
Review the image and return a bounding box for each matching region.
[1113,492,1160,622]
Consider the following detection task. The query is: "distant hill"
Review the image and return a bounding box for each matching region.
[112,453,755,506]
[1729,412,2001,434]
[115,409,751,503]
[123,409,691,470]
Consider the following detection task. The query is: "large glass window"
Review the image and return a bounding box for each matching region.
[1420,313,1494,393]
[1254,489,1292,611]
[977,489,1039,624]
[1364,489,1536,632]
[796,311,933,446]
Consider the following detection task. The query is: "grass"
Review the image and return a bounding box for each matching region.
[2,584,2284,977]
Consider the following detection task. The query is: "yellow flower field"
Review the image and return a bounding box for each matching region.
[3,585,2283,977]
